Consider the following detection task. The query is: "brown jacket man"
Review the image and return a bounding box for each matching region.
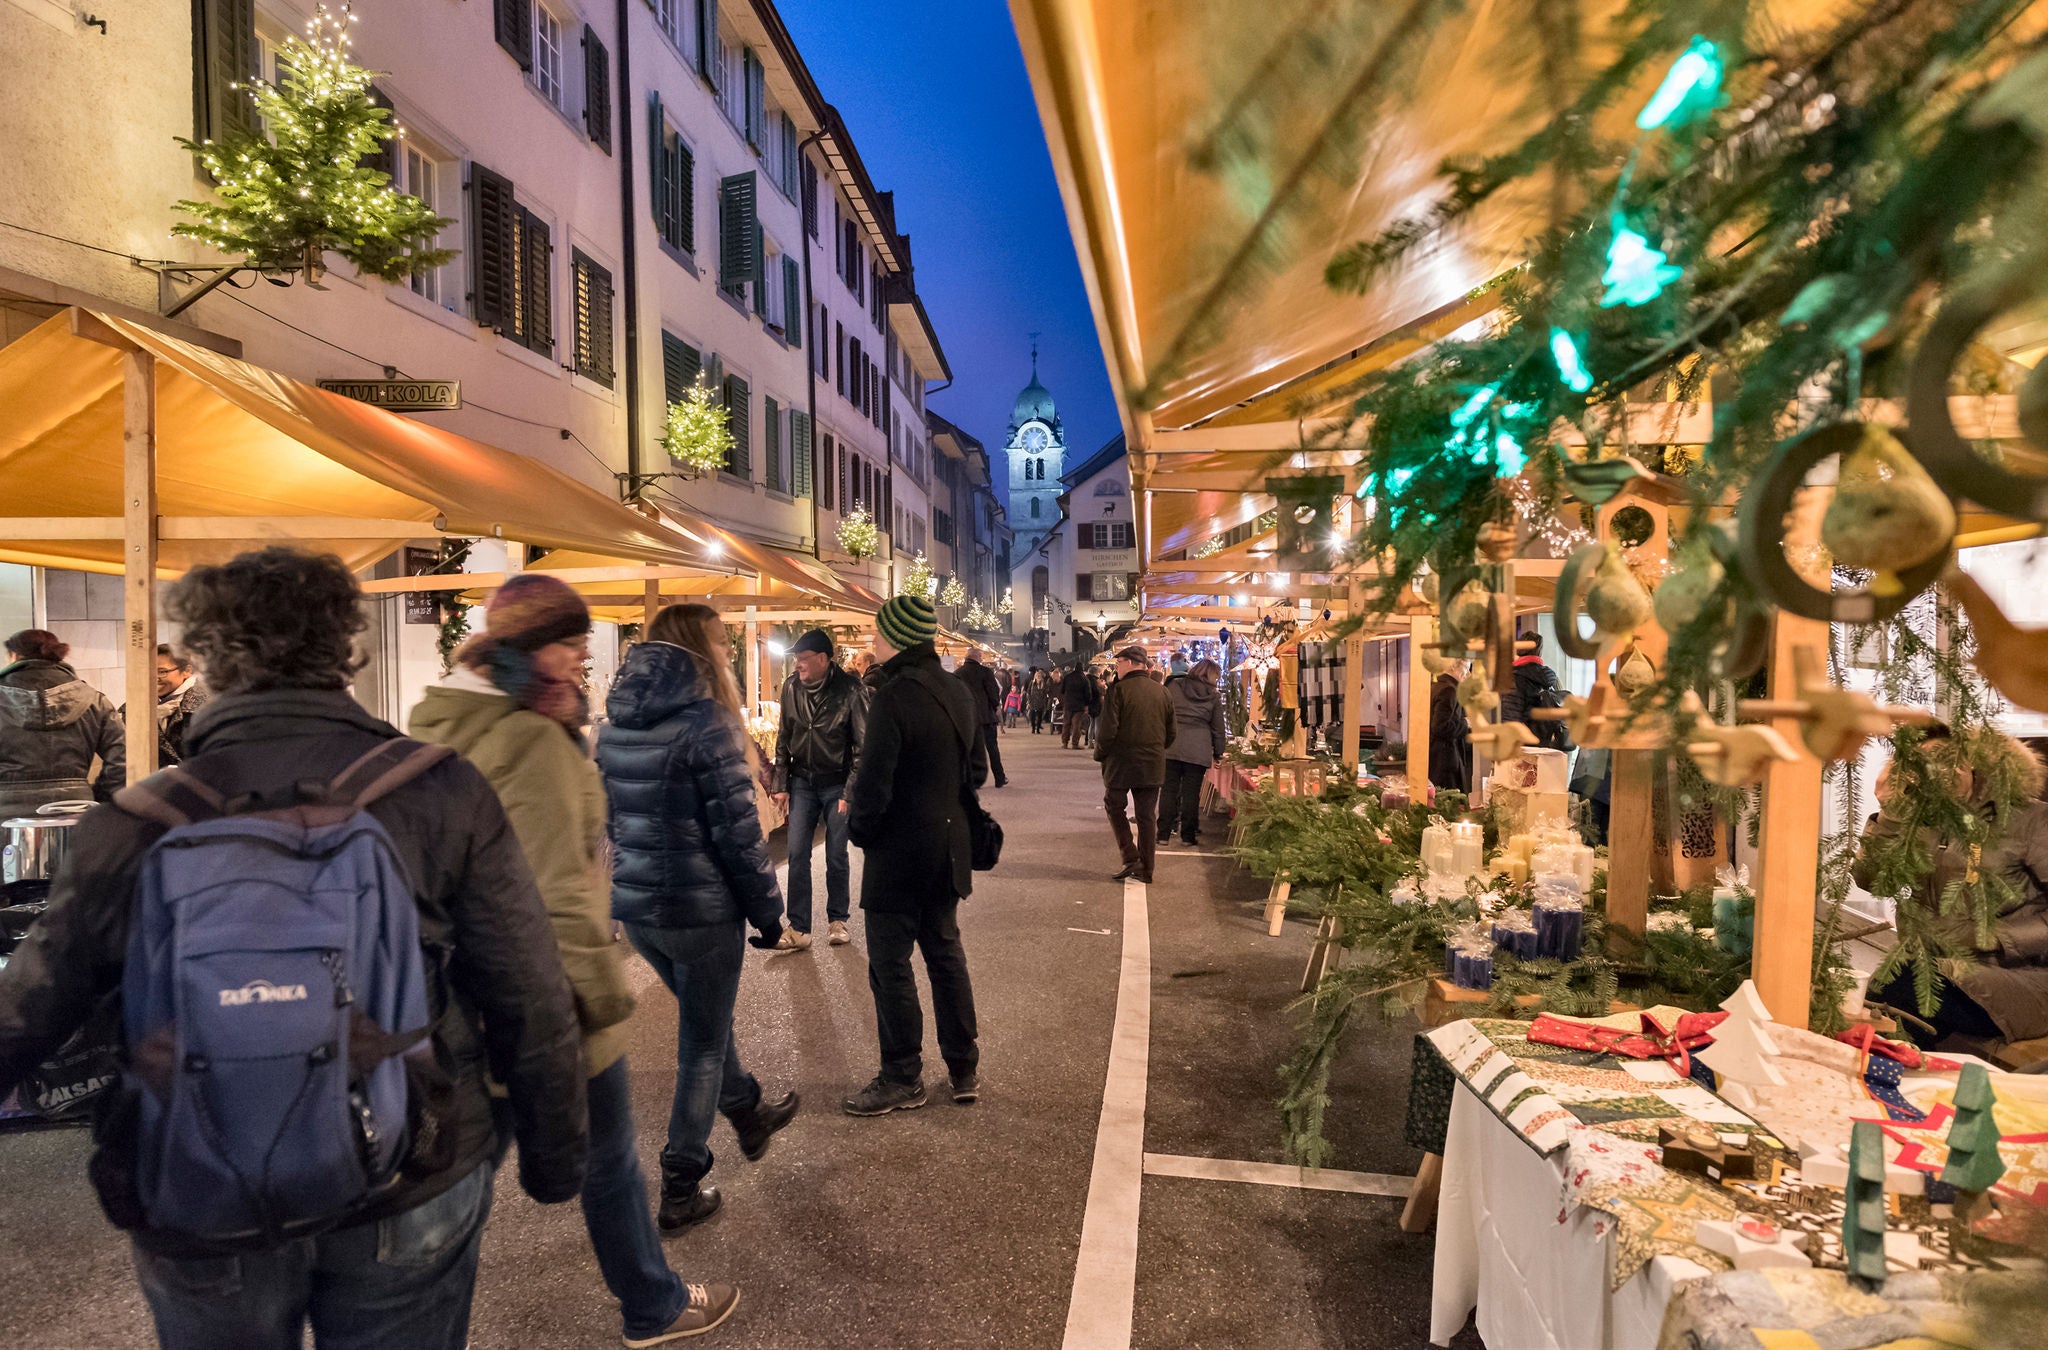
[1095,648,1177,882]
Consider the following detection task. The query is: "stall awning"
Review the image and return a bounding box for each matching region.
[0,308,702,573]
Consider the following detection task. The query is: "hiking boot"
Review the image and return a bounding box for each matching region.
[842,1076,926,1116]
[656,1167,722,1235]
[827,921,851,945]
[622,1283,741,1345]
[775,928,813,951]
[731,1090,799,1162]
[951,1073,980,1105]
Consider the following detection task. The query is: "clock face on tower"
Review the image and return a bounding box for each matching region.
[1020,424,1049,453]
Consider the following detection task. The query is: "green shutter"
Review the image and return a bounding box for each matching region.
[494,0,532,69]
[470,166,517,331]
[674,139,694,252]
[522,209,553,354]
[572,251,614,387]
[743,47,764,147]
[195,0,259,146]
[752,230,769,319]
[791,412,812,498]
[661,332,701,403]
[723,375,750,477]
[783,256,802,346]
[719,172,758,290]
[583,28,612,153]
[648,92,665,226]
[764,396,782,490]
[697,0,718,85]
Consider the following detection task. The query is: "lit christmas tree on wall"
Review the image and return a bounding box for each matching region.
[172,4,453,282]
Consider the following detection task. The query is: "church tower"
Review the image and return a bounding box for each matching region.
[1005,343,1066,561]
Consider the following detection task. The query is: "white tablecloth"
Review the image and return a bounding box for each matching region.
[1430,1082,1708,1350]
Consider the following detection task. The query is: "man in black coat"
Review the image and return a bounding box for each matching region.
[1058,663,1093,749]
[1429,660,1473,796]
[955,646,1008,788]
[844,596,990,1117]
[0,549,589,1348]
[773,628,868,947]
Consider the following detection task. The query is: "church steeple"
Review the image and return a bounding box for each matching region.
[1005,344,1066,554]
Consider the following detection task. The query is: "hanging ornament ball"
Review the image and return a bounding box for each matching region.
[1820,424,1956,595]
[1419,571,1441,605]
[1585,542,1653,634]
[1653,538,1727,633]
[1457,666,1499,715]
[1294,503,1319,525]
[1612,645,1658,696]
[1447,582,1492,639]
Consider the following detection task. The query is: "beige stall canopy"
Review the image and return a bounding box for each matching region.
[0,308,703,573]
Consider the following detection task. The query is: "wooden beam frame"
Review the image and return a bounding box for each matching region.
[0,516,446,542]
[123,349,158,783]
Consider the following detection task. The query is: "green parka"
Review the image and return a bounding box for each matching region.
[410,681,634,1075]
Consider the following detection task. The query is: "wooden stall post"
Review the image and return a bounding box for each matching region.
[744,602,761,718]
[1593,478,1675,949]
[123,348,158,783]
[1341,580,1366,778]
[642,578,660,628]
[1753,612,1827,1028]
[1408,615,1431,794]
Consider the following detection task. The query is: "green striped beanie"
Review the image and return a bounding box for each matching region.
[876,594,937,650]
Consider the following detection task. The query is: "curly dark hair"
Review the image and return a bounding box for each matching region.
[165,548,367,694]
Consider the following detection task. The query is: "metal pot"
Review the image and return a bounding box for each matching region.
[2,815,79,884]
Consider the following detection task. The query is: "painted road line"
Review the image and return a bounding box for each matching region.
[1141,1152,1412,1198]
[1060,877,1150,1350]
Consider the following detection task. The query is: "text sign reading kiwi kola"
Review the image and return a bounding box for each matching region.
[317,378,461,411]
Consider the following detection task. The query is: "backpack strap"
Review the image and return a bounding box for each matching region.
[112,765,230,830]
[327,740,455,810]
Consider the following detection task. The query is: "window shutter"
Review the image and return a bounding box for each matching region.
[883,471,892,525]
[470,165,517,331]
[572,251,614,387]
[742,47,764,147]
[822,433,835,508]
[523,210,553,354]
[647,92,665,226]
[840,444,849,508]
[783,257,802,347]
[661,331,699,404]
[696,0,718,85]
[719,172,758,290]
[835,325,846,395]
[751,227,768,319]
[764,396,781,490]
[723,375,750,477]
[582,28,612,153]
[195,0,259,146]
[791,412,812,498]
[1077,574,1092,600]
[801,156,818,238]
[494,0,533,69]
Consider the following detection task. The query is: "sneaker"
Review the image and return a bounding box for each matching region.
[622,1283,741,1346]
[656,1176,721,1235]
[951,1073,980,1105]
[827,921,852,946]
[731,1090,800,1161]
[775,928,813,951]
[843,1075,927,1116]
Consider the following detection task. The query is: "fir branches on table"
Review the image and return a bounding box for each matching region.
[172,5,452,282]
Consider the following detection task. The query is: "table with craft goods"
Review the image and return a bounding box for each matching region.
[1422,1010,2048,1350]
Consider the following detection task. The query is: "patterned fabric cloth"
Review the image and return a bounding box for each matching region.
[1655,1268,1980,1350]
[1407,1033,1456,1155]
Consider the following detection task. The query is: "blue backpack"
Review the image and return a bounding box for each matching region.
[113,739,451,1245]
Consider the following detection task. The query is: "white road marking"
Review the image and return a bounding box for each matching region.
[1141,1153,1412,1198]
[1067,927,1114,935]
[1059,877,1150,1350]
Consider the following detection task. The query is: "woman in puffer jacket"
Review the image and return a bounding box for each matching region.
[1853,729,2048,1048]
[597,603,797,1237]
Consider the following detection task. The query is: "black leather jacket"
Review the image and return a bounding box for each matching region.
[773,664,868,793]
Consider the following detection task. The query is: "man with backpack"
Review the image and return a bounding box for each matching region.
[0,548,589,1350]
[1499,640,1577,757]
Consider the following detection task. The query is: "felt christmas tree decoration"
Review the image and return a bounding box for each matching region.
[1694,980,1786,1112]
[1843,1120,1889,1291]
[1939,1063,2008,1195]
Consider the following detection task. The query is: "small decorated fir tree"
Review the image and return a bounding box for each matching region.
[1844,1120,1889,1290]
[836,504,878,560]
[172,5,452,282]
[661,378,735,474]
[1695,980,1786,1112]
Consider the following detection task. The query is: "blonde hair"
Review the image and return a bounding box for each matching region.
[646,603,743,720]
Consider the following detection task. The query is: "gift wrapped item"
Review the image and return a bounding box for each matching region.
[1378,771,1411,812]
[1491,784,1572,835]
[1524,747,1571,793]
[1388,882,1422,907]
[1532,892,1585,961]
[1449,820,1485,878]
[1712,864,1753,956]
[1491,909,1539,960]
[1446,921,1495,989]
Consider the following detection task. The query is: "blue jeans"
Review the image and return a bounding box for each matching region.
[133,1163,493,1350]
[624,921,761,1182]
[582,1058,688,1339]
[785,777,850,932]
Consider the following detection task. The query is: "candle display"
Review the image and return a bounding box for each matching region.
[1449,820,1485,878]
[1491,910,1539,960]
[1447,921,1496,989]
[1713,864,1753,956]
[1532,895,1585,961]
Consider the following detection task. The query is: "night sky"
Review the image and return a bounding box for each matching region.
[775,0,1121,491]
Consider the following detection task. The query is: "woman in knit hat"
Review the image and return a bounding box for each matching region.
[410,576,741,1344]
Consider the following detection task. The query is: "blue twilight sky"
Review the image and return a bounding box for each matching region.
[775,0,1121,489]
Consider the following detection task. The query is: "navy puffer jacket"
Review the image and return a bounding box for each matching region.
[596,642,784,932]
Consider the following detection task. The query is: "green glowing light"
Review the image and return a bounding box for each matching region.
[1601,215,1682,308]
[1450,384,1497,431]
[1549,328,1594,392]
[1492,432,1527,478]
[1636,37,1723,130]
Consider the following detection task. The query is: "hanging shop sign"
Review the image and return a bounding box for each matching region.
[318,378,462,411]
